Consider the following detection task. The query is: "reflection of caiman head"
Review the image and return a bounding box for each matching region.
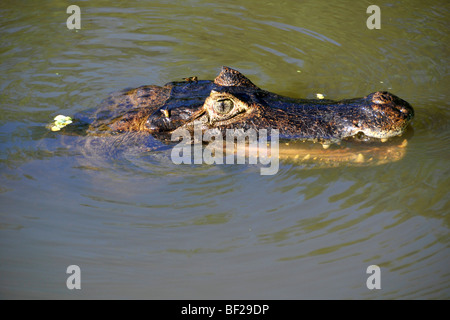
[272,136,410,167]
[145,66,414,147]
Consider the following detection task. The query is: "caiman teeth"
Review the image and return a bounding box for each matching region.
[400,139,408,148]
[355,153,365,163]
[161,109,170,118]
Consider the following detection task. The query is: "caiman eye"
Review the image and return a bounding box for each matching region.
[213,99,234,114]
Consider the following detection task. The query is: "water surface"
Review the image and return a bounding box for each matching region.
[0,0,449,299]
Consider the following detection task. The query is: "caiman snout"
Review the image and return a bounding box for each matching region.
[354,91,414,139]
[370,91,414,121]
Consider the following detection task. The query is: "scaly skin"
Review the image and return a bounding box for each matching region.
[83,66,414,147]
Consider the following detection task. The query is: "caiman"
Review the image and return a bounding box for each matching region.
[65,66,414,165]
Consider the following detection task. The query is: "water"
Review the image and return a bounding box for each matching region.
[1,0,449,299]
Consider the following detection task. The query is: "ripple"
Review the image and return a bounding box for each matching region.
[1,0,449,299]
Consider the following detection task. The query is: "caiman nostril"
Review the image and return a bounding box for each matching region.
[371,91,393,104]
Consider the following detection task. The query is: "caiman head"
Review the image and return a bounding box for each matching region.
[146,66,414,145]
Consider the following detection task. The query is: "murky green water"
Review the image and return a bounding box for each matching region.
[1,0,449,299]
